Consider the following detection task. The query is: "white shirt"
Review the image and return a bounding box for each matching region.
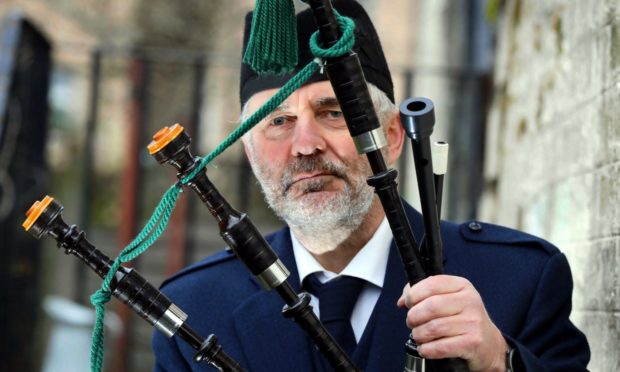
[291,217,392,342]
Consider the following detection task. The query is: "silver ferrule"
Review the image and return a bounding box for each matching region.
[154,304,187,338]
[255,259,290,290]
[353,128,387,154]
[404,354,425,372]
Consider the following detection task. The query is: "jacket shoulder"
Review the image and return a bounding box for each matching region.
[453,219,559,256]
[160,249,237,288]
[160,227,287,288]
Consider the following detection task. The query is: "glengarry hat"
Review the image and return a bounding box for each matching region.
[239,0,394,107]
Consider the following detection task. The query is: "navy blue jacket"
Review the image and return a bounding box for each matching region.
[152,205,590,371]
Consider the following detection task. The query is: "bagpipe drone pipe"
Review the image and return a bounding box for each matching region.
[147,124,360,372]
[304,1,469,371]
[22,196,245,372]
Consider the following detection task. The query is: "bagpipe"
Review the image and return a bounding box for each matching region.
[23,196,245,372]
[22,0,469,371]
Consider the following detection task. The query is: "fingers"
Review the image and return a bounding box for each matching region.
[406,290,465,328]
[415,328,508,372]
[397,283,411,308]
[399,275,470,309]
[416,333,471,360]
[410,313,487,360]
[411,310,489,342]
[397,275,509,370]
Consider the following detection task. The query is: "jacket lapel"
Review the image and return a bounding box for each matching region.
[231,228,322,372]
[402,200,451,268]
[354,202,444,371]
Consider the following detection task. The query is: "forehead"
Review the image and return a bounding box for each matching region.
[247,80,337,113]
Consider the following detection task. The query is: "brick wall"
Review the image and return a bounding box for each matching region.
[480,0,620,370]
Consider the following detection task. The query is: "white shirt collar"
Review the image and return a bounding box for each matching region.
[291,217,392,288]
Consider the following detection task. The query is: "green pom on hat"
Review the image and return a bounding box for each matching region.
[243,0,298,75]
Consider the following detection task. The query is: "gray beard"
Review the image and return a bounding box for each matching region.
[247,150,375,253]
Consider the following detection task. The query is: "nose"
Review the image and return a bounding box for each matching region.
[290,115,326,157]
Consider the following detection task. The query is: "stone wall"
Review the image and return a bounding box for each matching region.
[480,0,620,370]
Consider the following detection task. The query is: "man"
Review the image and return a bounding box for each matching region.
[152,1,590,371]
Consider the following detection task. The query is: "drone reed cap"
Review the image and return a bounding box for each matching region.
[148,123,185,155]
[23,195,54,231]
[432,141,449,175]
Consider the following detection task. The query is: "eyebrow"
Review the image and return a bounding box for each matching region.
[313,97,341,108]
[262,97,340,120]
[268,102,291,116]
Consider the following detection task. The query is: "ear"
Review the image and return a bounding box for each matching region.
[385,112,405,166]
[241,134,252,163]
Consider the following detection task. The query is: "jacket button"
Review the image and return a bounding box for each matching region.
[468,221,482,232]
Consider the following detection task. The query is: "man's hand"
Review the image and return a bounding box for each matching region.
[397,275,509,372]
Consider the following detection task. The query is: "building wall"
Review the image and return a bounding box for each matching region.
[415,0,471,214]
[480,0,620,370]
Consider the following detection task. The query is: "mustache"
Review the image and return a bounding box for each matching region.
[281,156,349,194]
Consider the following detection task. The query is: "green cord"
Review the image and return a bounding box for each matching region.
[309,10,355,58]
[88,3,356,372]
[89,183,182,371]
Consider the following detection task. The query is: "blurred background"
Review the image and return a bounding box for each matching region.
[0,0,618,371]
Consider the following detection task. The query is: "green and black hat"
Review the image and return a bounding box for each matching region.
[239,0,394,107]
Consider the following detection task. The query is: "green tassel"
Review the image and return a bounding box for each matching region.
[243,0,298,75]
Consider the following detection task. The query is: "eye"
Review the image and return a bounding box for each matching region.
[270,116,291,126]
[326,110,343,119]
[318,109,346,129]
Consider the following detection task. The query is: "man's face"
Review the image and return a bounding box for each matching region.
[243,81,376,242]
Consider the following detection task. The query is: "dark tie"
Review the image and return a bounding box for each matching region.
[304,274,366,357]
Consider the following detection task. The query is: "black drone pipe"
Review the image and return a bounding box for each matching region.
[400,98,470,372]
[148,124,360,372]
[305,0,429,370]
[22,196,245,372]
[399,98,443,276]
[304,1,469,370]
[305,0,427,288]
